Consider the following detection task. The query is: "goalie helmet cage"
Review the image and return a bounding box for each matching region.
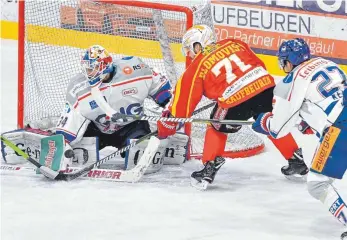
[18,0,264,160]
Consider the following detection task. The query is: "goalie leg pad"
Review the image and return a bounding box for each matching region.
[1,128,99,167]
[125,133,189,174]
[164,133,189,165]
[125,138,168,174]
[1,129,52,164]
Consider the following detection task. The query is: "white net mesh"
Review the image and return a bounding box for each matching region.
[22,0,264,158]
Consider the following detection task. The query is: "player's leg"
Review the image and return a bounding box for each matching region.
[103,120,151,155]
[269,134,308,180]
[115,120,151,147]
[85,120,151,149]
[251,87,308,179]
[307,115,347,238]
[307,172,347,227]
[83,121,110,149]
[191,88,291,188]
[191,105,228,189]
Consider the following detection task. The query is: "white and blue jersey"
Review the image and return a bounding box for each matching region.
[267,57,347,139]
[55,56,171,145]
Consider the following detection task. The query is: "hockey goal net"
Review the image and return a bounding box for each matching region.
[18,0,264,159]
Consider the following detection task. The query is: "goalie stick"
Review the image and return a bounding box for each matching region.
[55,133,159,181]
[118,114,254,125]
[0,164,148,182]
[1,132,159,182]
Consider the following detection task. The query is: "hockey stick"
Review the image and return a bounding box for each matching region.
[117,114,254,125]
[0,163,148,182]
[192,102,216,115]
[1,131,158,181]
[54,131,159,181]
[0,135,60,179]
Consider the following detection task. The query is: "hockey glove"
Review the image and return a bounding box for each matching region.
[157,121,178,139]
[252,112,272,135]
[157,110,178,139]
[111,112,130,126]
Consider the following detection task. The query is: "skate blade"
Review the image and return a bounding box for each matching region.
[190,177,209,191]
[284,173,307,182]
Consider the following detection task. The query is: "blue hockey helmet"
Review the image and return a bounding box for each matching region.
[81,45,114,82]
[277,38,311,70]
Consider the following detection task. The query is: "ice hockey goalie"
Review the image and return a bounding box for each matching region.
[1,45,188,175]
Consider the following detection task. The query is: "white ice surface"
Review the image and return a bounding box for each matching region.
[1,39,346,240]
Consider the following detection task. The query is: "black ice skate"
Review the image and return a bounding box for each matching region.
[281,148,308,182]
[191,156,225,190]
[341,231,347,240]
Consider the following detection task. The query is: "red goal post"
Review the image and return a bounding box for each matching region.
[17,0,264,160]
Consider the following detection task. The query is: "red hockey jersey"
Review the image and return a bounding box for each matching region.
[169,39,275,117]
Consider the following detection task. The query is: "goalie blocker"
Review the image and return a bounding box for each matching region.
[1,128,189,175]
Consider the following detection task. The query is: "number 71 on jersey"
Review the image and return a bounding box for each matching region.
[212,54,252,84]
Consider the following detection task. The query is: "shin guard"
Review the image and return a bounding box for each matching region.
[324,185,347,226]
[268,133,299,160]
[202,125,227,164]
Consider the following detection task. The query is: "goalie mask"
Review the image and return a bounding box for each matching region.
[181,25,215,58]
[81,45,114,82]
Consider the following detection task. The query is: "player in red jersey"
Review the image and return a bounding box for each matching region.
[157,25,307,189]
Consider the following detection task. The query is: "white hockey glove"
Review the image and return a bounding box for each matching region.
[110,112,132,126]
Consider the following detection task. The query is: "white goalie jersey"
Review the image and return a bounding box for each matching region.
[267,57,347,139]
[55,56,171,145]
